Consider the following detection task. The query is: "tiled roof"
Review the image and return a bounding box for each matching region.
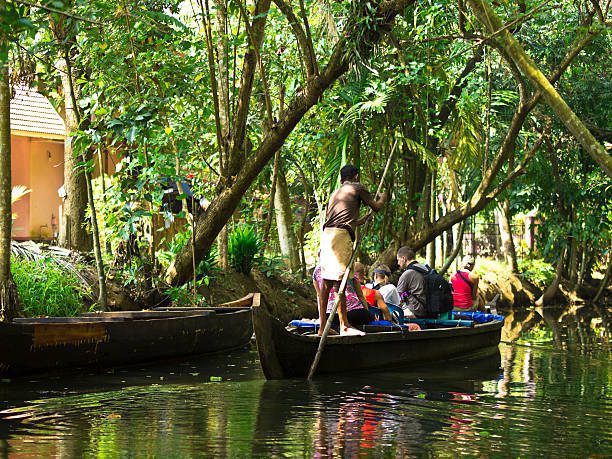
[10,86,65,139]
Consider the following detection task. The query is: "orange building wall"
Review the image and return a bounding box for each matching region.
[28,139,64,239]
[11,135,123,241]
[10,135,64,240]
[11,136,31,240]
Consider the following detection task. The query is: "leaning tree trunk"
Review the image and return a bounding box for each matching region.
[274,160,300,272]
[0,35,22,321]
[57,60,92,252]
[467,0,612,178]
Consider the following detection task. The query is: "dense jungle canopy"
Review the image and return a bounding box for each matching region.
[0,0,610,315]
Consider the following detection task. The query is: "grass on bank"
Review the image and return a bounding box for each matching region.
[11,256,89,317]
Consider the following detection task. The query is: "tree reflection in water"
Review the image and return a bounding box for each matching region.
[0,310,609,458]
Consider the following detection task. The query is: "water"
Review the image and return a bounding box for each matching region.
[1,310,610,457]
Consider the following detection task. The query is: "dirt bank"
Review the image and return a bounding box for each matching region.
[200,269,317,323]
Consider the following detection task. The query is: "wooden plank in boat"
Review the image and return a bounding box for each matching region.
[80,310,212,319]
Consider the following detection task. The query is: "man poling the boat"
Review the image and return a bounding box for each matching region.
[317,164,388,336]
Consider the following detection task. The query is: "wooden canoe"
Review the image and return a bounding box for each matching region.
[0,293,258,377]
[252,299,503,380]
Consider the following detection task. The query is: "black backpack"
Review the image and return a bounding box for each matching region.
[407,264,454,317]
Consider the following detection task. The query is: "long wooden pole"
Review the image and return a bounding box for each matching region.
[307,139,397,380]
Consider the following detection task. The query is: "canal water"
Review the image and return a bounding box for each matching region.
[0,308,609,457]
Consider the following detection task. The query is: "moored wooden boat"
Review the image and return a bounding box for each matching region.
[0,293,258,377]
[252,300,503,379]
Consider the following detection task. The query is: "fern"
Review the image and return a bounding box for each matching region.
[228,225,262,274]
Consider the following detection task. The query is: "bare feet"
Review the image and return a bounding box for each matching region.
[340,326,365,336]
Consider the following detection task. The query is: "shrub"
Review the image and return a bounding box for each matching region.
[228,225,262,274]
[518,257,556,289]
[11,257,87,317]
[165,285,206,307]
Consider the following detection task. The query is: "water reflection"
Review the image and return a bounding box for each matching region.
[501,304,609,349]
[0,323,610,457]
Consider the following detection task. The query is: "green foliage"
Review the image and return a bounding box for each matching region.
[165,285,205,307]
[257,255,287,278]
[518,258,556,289]
[228,225,262,274]
[11,257,87,317]
[10,0,610,290]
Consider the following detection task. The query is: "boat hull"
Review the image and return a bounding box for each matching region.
[252,305,502,379]
[0,298,256,377]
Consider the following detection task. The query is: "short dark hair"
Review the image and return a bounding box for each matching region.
[340,165,359,183]
[397,246,415,260]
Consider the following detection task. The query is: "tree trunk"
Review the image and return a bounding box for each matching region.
[467,0,612,178]
[57,60,92,252]
[218,227,229,270]
[568,235,578,284]
[439,220,465,276]
[262,149,281,241]
[496,198,518,272]
[62,48,107,310]
[535,248,566,307]
[575,241,588,292]
[426,172,436,267]
[0,35,22,321]
[274,160,300,271]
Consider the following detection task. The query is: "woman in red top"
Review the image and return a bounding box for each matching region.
[451,256,480,311]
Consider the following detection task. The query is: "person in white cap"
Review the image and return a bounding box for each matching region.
[451,256,481,311]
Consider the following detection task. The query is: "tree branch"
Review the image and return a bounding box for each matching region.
[272,0,317,78]
[16,0,100,24]
[227,0,272,179]
[236,0,274,126]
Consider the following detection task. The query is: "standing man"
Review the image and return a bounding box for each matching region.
[396,246,428,318]
[318,165,387,336]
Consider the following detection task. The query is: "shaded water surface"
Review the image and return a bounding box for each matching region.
[0,314,610,457]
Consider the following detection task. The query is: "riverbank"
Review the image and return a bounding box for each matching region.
[199,257,609,323]
[9,240,608,323]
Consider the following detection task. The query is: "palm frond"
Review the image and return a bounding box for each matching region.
[11,185,31,204]
[444,101,484,171]
[404,138,437,168]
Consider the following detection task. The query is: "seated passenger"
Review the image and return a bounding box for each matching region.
[354,262,392,321]
[396,246,428,318]
[370,264,401,307]
[312,265,374,330]
[451,256,482,312]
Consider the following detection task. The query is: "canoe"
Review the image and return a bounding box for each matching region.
[252,300,503,380]
[0,293,258,377]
